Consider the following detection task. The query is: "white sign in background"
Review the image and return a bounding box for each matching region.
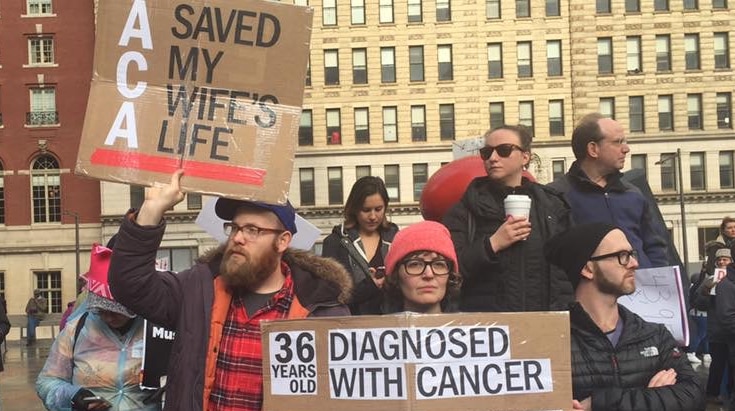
[268,330,317,396]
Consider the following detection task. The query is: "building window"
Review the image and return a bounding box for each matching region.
[655,35,671,72]
[383,106,398,142]
[684,0,699,9]
[660,153,677,191]
[685,34,700,70]
[186,193,202,210]
[352,48,368,84]
[351,0,365,24]
[598,38,613,74]
[28,87,58,126]
[546,40,562,76]
[486,0,501,18]
[379,0,394,23]
[629,96,645,132]
[690,152,706,190]
[323,0,337,25]
[305,57,312,87]
[546,0,560,16]
[354,107,370,144]
[385,165,400,202]
[549,100,564,136]
[356,166,371,179]
[717,92,732,129]
[519,101,534,136]
[438,45,453,80]
[658,95,673,131]
[490,102,505,129]
[35,271,61,313]
[626,36,642,73]
[29,37,54,65]
[31,155,61,223]
[0,273,4,303]
[27,0,53,15]
[439,104,455,140]
[599,97,615,119]
[487,43,503,79]
[720,151,734,188]
[0,162,3,224]
[299,168,315,206]
[654,0,669,10]
[413,164,428,201]
[326,109,342,145]
[687,94,703,130]
[699,227,722,260]
[411,105,427,142]
[625,0,640,12]
[130,185,144,209]
[631,154,647,180]
[409,46,425,82]
[156,248,197,272]
[552,159,566,181]
[299,109,313,146]
[437,0,451,21]
[517,42,533,78]
[324,50,339,86]
[408,0,423,22]
[713,0,728,8]
[516,0,530,17]
[381,47,396,83]
[596,0,611,13]
[327,167,343,205]
[714,32,730,69]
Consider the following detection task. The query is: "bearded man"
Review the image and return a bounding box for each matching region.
[108,170,352,411]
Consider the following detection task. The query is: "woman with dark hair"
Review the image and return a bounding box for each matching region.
[322,176,399,314]
[382,221,461,314]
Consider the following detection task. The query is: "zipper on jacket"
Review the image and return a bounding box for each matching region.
[603,192,618,226]
[610,353,622,386]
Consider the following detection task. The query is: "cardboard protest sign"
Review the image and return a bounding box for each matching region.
[618,266,690,346]
[76,0,313,203]
[262,312,572,411]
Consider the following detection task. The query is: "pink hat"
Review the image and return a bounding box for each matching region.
[84,244,136,318]
[385,221,459,276]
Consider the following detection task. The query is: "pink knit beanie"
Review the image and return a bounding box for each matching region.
[385,221,459,276]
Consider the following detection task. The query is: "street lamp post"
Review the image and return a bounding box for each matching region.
[63,210,80,289]
[655,149,688,271]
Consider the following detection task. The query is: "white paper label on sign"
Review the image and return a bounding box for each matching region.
[268,331,317,396]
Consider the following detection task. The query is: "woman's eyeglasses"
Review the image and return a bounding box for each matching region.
[479,144,524,160]
[589,250,638,266]
[401,259,452,276]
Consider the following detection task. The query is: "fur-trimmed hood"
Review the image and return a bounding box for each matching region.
[197,246,353,305]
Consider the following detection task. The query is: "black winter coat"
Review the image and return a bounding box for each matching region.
[570,303,704,411]
[443,177,573,312]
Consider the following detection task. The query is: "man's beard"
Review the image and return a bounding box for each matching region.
[219,240,280,291]
[594,267,635,297]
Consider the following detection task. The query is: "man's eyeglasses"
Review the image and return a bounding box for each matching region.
[224,222,284,241]
[589,250,638,266]
[479,144,524,160]
[402,259,453,276]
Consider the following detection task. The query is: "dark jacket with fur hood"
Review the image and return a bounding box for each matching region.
[109,214,351,411]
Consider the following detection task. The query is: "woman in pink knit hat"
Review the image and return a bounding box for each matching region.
[382,221,462,313]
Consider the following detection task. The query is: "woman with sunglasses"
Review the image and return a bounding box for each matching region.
[381,221,461,314]
[443,125,573,312]
[322,176,400,314]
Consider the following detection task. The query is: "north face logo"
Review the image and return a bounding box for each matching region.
[640,346,659,357]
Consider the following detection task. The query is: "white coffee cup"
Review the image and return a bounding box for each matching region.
[504,194,532,219]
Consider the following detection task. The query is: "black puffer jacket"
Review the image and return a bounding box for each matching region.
[570,303,704,411]
[443,177,573,312]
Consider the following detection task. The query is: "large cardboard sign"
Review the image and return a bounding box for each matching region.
[262,312,572,411]
[140,320,176,389]
[76,0,313,203]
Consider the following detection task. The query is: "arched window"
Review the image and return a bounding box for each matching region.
[31,155,61,223]
[0,161,5,224]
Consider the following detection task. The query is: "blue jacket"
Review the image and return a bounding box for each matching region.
[548,161,668,268]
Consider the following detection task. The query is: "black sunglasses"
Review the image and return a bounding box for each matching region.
[479,144,524,160]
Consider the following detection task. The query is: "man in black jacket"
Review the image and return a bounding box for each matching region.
[546,223,704,411]
[714,262,735,411]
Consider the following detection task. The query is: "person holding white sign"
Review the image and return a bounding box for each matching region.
[381,221,461,313]
[545,223,704,411]
[107,170,352,411]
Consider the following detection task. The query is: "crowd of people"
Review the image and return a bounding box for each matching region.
[28,113,734,411]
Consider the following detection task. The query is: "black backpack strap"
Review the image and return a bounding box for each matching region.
[71,311,89,373]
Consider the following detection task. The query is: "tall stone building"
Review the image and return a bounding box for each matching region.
[0,0,99,322]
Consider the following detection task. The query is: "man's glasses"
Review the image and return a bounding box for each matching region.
[589,250,638,266]
[402,259,453,276]
[479,144,524,160]
[224,222,284,241]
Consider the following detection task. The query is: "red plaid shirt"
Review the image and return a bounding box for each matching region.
[208,263,294,411]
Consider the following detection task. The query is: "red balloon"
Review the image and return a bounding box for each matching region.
[420,156,537,222]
